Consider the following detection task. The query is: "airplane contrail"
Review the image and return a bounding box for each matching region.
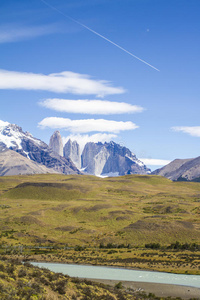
[39,0,160,71]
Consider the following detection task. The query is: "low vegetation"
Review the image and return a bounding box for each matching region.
[0,174,200,247]
[1,257,192,300]
[0,257,199,300]
[0,174,199,277]
[5,245,198,275]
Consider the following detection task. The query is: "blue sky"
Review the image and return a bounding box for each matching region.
[0,0,200,170]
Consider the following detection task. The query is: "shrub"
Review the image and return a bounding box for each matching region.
[107,250,118,254]
[0,264,5,272]
[18,268,27,278]
[54,279,67,294]
[115,282,123,289]
[145,243,161,249]
[74,245,85,251]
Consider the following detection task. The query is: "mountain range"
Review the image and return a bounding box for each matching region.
[1,120,200,181]
[0,120,150,177]
[49,130,150,176]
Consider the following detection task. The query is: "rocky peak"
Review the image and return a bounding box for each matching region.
[80,140,150,176]
[63,139,81,169]
[49,131,63,156]
[105,141,136,158]
[82,142,102,170]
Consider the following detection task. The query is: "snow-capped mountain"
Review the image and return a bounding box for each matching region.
[0,120,80,175]
[0,120,42,154]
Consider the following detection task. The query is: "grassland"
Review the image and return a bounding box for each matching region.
[0,174,200,275]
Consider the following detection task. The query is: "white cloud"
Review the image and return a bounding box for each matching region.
[40,99,144,115]
[0,24,58,43]
[0,70,125,96]
[172,126,200,137]
[139,158,171,166]
[38,117,138,133]
[63,133,117,152]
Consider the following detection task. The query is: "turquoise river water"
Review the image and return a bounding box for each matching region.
[31,262,200,288]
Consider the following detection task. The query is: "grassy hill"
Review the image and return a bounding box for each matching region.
[0,174,200,247]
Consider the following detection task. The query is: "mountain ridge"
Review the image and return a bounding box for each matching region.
[152,157,200,181]
[0,121,81,176]
[48,131,151,176]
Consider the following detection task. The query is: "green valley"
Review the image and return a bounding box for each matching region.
[0,174,200,299]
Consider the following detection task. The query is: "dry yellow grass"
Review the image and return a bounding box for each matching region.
[0,174,199,247]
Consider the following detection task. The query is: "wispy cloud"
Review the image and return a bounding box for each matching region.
[62,133,117,152]
[0,69,124,96]
[40,99,144,115]
[0,24,58,43]
[38,117,138,133]
[139,158,171,166]
[172,126,200,137]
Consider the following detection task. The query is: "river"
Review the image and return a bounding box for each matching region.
[31,262,200,288]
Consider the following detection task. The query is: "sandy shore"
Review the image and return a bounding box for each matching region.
[89,279,200,299]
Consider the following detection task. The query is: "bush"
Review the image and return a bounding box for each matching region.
[7,264,15,275]
[107,250,118,254]
[115,282,123,289]
[145,243,161,249]
[0,264,5,272]
[74,245,85,251]
[54,279,67,294]
[18,268,27,278]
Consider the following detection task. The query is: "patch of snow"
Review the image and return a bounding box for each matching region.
[25,131,33,137]
[23,151,30,159]
[125,154,136,162]
[125,154,145,167]
[0,120,9,127]
[0,129,22,149]
[26,135,42,145]
[80,167,87,172]
[97,172,119,178]
[135,160,144,167]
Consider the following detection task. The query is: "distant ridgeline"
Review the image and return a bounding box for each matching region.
[152,157,200,181]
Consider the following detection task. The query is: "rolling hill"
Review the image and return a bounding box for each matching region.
[0,174,199,247]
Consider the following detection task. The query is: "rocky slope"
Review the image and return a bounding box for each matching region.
[81,141,150,176]
[0,149,58,176]
[0,120,80,175]
[81,142,110,175]
[152,157,200,181]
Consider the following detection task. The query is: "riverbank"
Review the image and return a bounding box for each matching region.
[21,246,200,275]
[1,256,200,299]
[31,261,200,299]
[90,279,200,299]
